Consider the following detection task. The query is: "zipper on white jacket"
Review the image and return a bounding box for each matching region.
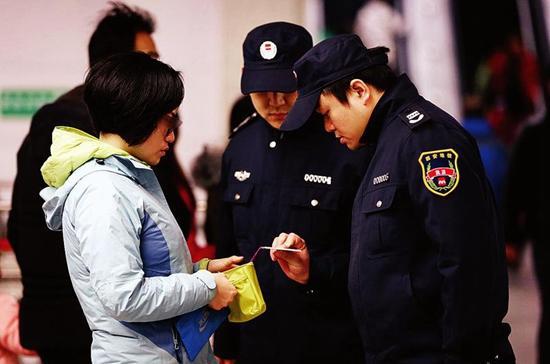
[172,326,183,363]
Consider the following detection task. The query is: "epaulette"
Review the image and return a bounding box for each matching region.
[230,112,258,138]
[398,104,431,129]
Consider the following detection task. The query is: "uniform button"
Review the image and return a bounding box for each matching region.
[234,193,241,201]
[376,200,382,208]
[269,141,277,148]
[310,199,319,207]
[306,289,315,295]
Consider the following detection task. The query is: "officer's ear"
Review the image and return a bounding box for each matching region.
[349,79,370,105]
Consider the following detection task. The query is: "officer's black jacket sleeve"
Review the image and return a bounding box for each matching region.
[212,151,240,359]
[403,126,507,363]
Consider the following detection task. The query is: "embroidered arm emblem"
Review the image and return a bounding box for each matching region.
[418,148,459,196]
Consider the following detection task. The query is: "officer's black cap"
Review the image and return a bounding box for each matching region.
[241,22,313,94]
[281,34,389,131]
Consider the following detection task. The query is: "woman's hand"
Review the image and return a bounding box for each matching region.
[207,255,243,272]
[209,273,238,310]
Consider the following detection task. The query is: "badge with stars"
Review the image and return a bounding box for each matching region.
[418,148,459,196]
[234,170,251,182]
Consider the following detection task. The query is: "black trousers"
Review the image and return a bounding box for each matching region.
[37,345,91,364]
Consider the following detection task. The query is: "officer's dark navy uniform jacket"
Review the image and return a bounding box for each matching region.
[349,75,514,363]
[214,113,367,364]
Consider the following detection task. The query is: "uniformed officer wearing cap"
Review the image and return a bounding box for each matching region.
[271,35,515,363]
[214,23,366,364]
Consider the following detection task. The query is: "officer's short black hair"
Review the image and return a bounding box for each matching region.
[88,2,156,67]
[322,63,397,105]
[84,52,183,146]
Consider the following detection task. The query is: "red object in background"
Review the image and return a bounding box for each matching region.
[188,243,215,262]
[0,238,12,252]
[177,184,216,261]
[483,35,540,145]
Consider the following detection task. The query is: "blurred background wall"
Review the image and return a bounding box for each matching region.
[2,0,546,182]
[0,0,317,183]
[0,0,550,182]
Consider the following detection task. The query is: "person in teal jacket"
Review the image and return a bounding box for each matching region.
[40,52,241,363]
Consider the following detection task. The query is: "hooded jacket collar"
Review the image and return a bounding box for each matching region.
[39,127,161,231]
[40,126,134,188]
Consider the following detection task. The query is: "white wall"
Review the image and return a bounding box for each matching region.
[0,0,312,184]
[0,0,225,183]
[0,0,472,186]
[403,0,461,121]
[0,1,94,183]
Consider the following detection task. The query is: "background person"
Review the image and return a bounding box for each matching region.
[190,96,256,255]
[354,0,406,70]
[504,119,549,364]
[475,33,540,145]
[0,261,37,364]
[154,128,210,260]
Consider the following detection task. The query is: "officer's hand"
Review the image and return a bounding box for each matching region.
[209,273,237,310]
[208,256,244,272]
[270,232,310,284]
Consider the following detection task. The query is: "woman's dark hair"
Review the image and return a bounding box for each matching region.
[88,2,156,66]
[323,48,397,104]
[84,51,184,145]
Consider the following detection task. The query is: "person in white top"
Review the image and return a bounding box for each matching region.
[354,0,406,69]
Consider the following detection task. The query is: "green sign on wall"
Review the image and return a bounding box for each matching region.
[1,89,64,119]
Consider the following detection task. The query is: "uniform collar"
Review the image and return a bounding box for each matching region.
[360,74,420,145]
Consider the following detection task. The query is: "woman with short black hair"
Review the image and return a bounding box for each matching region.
[40,52,240,363]
[83,51,182,146]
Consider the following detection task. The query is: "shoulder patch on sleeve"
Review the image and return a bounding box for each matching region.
[418,148,459,196]
[399,105,431,129]
[230,112,258,138]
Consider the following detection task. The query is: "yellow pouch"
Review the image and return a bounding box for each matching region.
[223,262,266,323]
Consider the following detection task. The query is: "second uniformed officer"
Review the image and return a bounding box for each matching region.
[272,35,515,363]
[213,23,366,364]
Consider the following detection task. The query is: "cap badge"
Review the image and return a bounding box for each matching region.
[234,170,251,182]
[260,41,277,60]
